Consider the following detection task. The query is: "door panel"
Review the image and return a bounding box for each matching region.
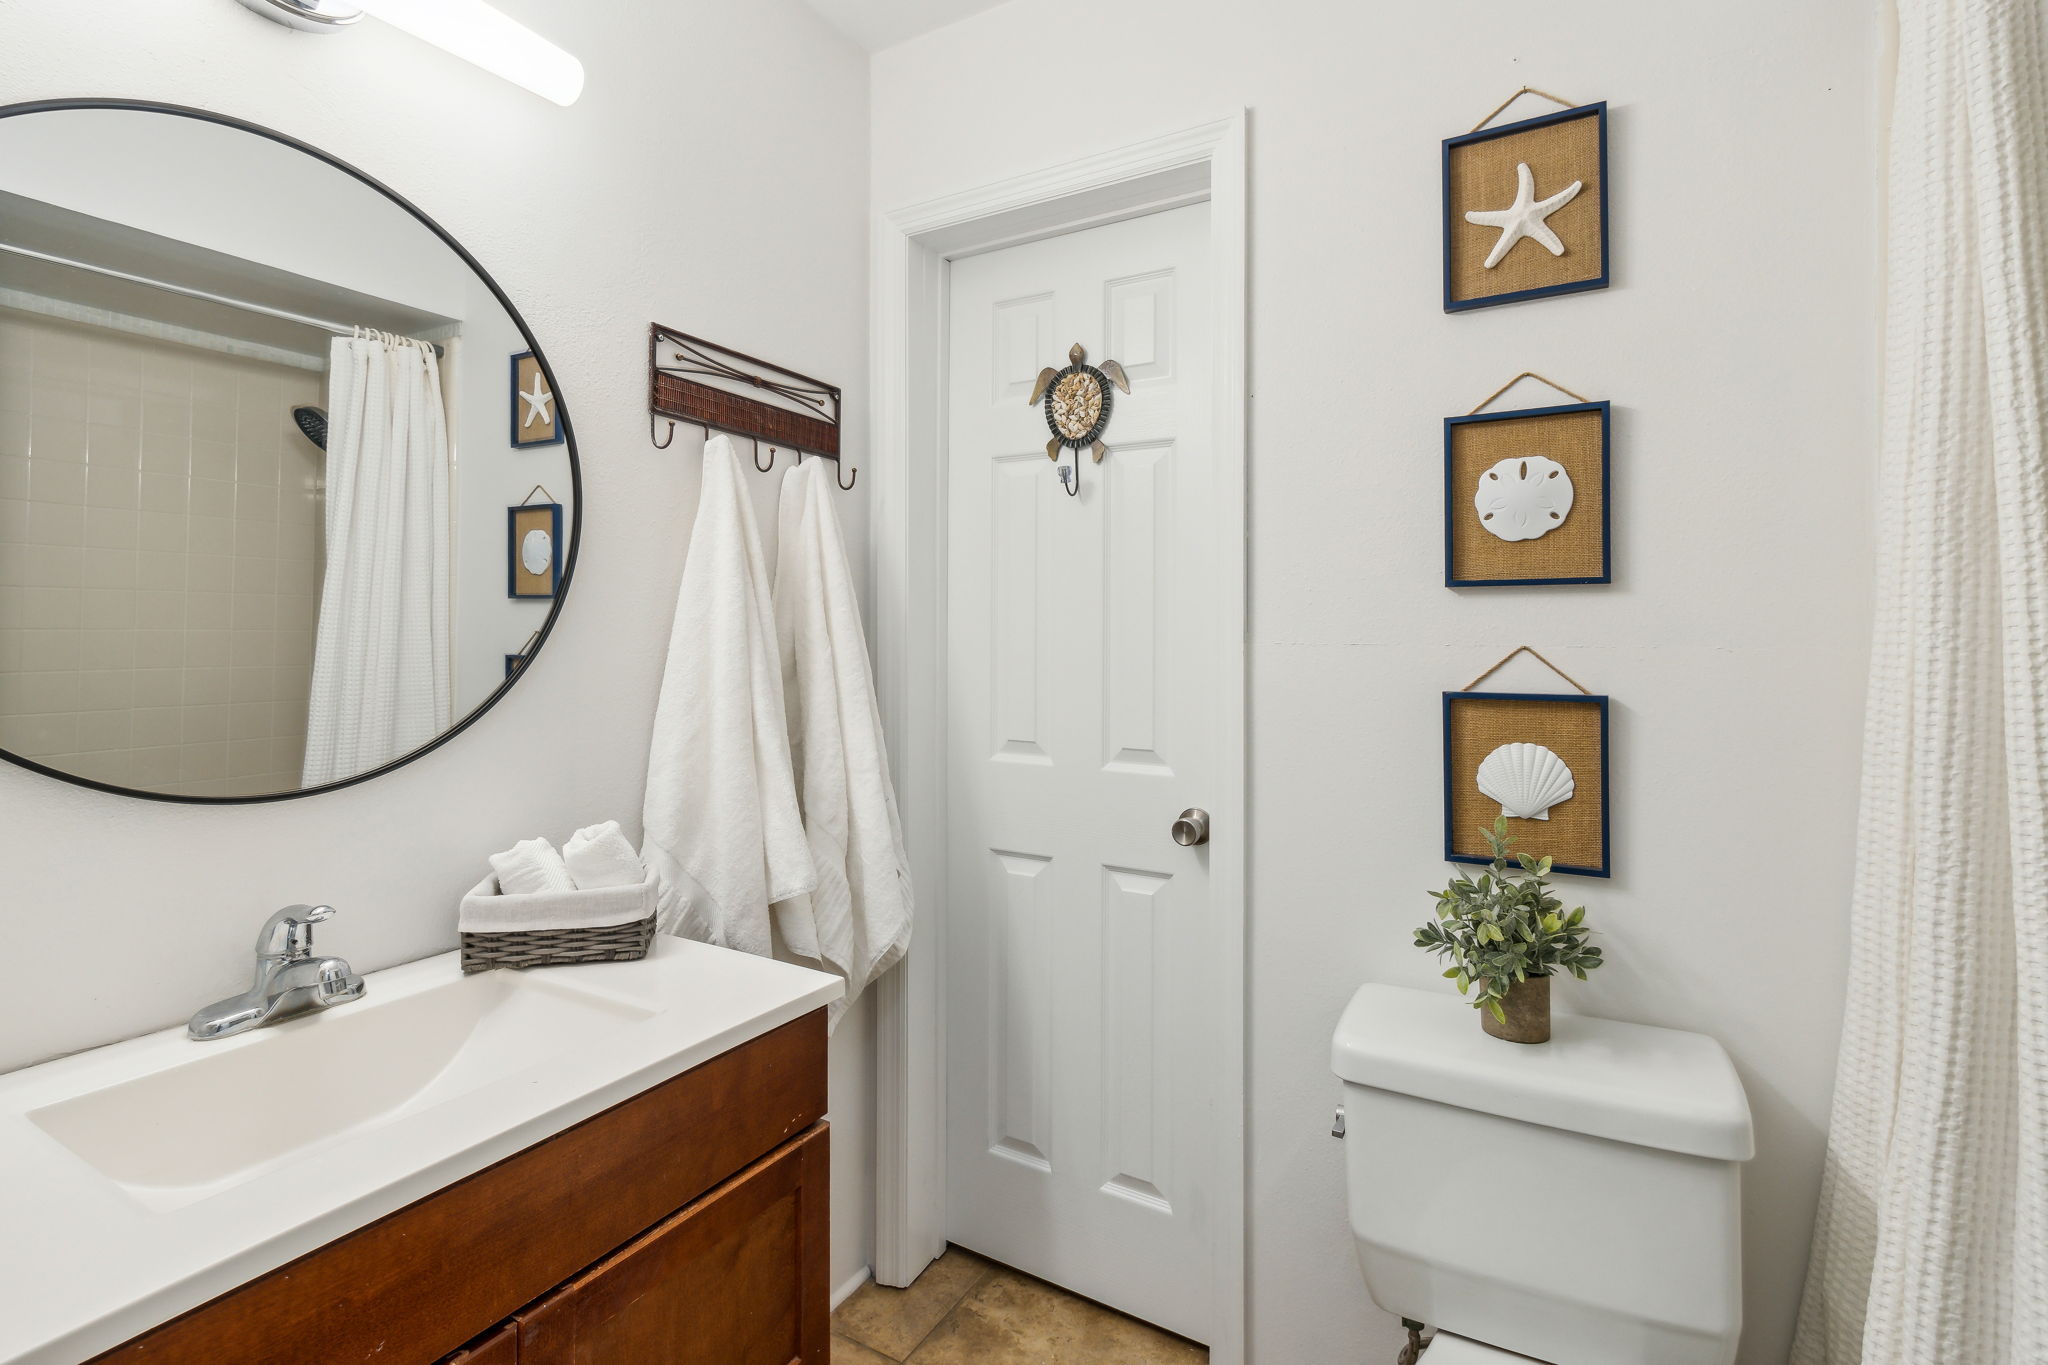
[516,1125,830,1365]
[944,203,1216,1343]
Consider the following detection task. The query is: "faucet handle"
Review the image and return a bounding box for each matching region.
[256,903,335,961]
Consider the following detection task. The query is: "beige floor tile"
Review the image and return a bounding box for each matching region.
[833,1333,901,1364]
[904,1269,1206,1365]
[833,1247,996,1360]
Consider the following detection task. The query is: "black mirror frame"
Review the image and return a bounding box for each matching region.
[0,98,581,804]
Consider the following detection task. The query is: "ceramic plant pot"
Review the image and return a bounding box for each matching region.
[1480,975,1552,1044]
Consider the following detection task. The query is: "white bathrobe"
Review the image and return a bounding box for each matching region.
[771,459,914,1026]
[642,434,815,954]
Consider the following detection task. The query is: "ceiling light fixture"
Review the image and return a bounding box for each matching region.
[232,0,585,106]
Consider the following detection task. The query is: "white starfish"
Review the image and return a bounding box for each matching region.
[1464,162,1582,269]
[519,370,554,428]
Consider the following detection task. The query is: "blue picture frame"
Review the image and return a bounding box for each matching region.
[510,350,566,448]
[1444,400,1612,587]
[1443,690,1611,878]
[1443,102,1610,313]
[508,502,563,599]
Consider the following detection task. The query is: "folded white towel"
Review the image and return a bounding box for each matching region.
[458,870,658,934]
[564,821,645,890]
[770,459,914,1028]
[642,433,816,954]
[488,837,574,898]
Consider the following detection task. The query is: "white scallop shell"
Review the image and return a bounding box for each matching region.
[1476,742,1575,821]
[1474,455,1575,542]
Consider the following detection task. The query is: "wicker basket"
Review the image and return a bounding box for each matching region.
[458,871,658,974]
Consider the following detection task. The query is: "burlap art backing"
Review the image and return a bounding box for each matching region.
[513,353,559,444]
[1449,408,1606,582]
[511,505,556,596]
[1448,111,1604,305]
[1447,694,1606,871]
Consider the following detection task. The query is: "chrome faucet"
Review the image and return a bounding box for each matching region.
[187,904,366,1041]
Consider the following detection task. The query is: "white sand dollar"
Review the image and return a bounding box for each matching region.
[521,527,553,575]
[1475,455,1575,542]
[1476,742,1576,821]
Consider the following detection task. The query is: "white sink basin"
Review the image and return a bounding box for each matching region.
[0,937,842,1365]
[30,972,655,1209]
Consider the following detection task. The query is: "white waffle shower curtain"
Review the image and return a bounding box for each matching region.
[1792,2,2048,1361]
[302,330,452,787]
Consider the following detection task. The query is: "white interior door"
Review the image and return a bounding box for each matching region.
[943,202,1222,1343]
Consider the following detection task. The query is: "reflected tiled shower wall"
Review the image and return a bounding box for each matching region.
[0,308,325,797]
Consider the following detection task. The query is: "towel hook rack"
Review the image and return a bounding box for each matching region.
[647,323,856,491]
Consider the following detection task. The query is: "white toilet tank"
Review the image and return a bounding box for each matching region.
[1331,984,1754,1365]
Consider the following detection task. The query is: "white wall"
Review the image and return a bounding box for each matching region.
[871,3,1877,1363]
[0,0,878,1294]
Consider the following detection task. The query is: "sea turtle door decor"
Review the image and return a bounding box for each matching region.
[1027,341,1131,496]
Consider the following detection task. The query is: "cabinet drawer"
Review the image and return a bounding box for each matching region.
[516,1124,830,1365]
[92,1010,827,1364]
[439,1324,519,1364]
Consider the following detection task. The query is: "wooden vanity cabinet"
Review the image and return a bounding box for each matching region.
[93,1010,829,1365]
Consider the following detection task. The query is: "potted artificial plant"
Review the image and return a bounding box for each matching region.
[1413,816,1603,1043]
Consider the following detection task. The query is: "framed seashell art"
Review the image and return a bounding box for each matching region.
[1444,688,1610,877]
[1443,96,1609,312]
[1445,398,1611,586]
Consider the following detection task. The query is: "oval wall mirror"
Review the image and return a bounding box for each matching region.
[0,100,578,802]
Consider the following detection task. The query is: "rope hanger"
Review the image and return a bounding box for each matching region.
[520,484,558,507]
[1469,86,1583,134]
[1466,371,1592,416]
[1461,645,1593,696]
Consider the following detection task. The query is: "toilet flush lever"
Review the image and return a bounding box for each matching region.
[1331,1105,1346,1139]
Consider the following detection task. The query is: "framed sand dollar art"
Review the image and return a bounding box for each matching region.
[1445,399,1611,586]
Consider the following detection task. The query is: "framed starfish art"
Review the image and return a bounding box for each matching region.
[510,351,564,448]
[1443,101,1608,312]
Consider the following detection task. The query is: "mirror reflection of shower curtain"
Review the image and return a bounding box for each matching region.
[302,331,452,786]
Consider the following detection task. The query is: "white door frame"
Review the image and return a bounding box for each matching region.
[868,112,1248,1364]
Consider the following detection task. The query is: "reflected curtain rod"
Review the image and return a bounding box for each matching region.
[0,240,443,351]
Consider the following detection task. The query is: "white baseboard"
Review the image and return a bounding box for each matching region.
[833,1265,873,1310]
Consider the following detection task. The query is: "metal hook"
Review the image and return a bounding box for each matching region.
[836,461,857,492]
[754,438,776,473]
[651,414,676,449]
[1057,450,1079,498]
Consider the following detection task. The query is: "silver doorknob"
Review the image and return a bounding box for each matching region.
[1171,808,1210,847]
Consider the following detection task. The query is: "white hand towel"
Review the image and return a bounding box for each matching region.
[771,459,914,1028]
[489,837,574,897]
[642,433,816,955]
[563,820,645,890]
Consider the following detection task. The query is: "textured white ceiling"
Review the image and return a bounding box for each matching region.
[801,0,1010,52]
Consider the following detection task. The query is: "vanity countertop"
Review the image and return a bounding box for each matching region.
[0,938,843,1365]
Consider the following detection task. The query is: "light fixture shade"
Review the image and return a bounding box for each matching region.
[232,0,366,32]
[360,0,584,106]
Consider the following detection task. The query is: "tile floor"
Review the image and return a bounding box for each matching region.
[832,1246,1207,1364]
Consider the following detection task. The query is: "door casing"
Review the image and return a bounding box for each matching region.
[867,113,1248,1365]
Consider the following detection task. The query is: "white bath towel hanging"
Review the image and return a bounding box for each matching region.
[642,434,815,954]
[771,458,913,1028]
